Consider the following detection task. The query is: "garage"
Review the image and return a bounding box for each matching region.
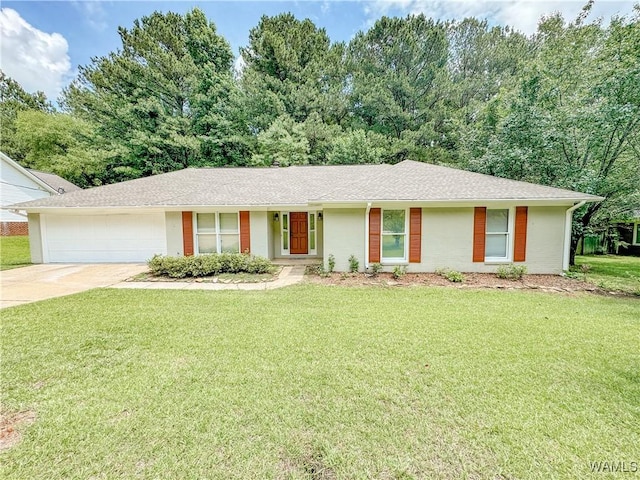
[41,213,166,263]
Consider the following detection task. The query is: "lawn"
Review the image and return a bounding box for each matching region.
[575,254,640,295]
[1,286,638,479]
[0,236,31,270]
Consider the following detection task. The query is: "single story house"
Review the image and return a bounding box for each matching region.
[1,152,81,235]
[8,160,602,273]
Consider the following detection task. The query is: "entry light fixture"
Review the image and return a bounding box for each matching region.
[273,213,279,221]
[318,212,323,220]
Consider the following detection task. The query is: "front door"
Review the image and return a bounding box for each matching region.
[290,212,308,254]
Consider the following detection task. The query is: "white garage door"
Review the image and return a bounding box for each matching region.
[43,213,167,263]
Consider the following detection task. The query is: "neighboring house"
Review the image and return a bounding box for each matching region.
[1,152,81,236]
[9,160,602,273]
[611,210,640,256]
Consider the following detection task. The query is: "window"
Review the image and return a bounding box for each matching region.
[282,213,289,251]
[634,223,640,245]
[195,212,239,254]
[382,209,406,261]
[309,213,316,251]
[485,209,510,260]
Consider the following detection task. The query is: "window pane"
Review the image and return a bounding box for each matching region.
[383,210,405,234]
[219,213,238,233]
[382,234,405,258]
[197,213,216,233]
[220,234,239,253]
[198,234,217,254]
[283,214,288,231]
[486,234,507,258]
[310,231,315,250]
[283,233,289,251]
[487,209,508,233]
[636,224,640,244]
[309,214,315,231]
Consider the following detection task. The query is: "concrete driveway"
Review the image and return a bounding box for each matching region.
[0,264,148,309]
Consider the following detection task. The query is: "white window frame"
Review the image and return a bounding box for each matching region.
[381,208,408,264]
[485,207,515,263]
[279,211,318,256]
[633,222,640,246]
[194,212,240,255]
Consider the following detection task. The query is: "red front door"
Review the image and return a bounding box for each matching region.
[290,212,308,254]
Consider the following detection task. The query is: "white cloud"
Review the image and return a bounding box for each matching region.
[363,0,634,35]
[72,1,108,32]
[0,8,72,101]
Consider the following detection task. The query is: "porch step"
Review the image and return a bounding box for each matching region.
[271,258,322,266]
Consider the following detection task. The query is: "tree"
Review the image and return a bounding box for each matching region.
[251,115,310,166]
[346,15,449,156]
[465,3,640,263]
[240,13,347,128]
[326,129,387,165]
[15,110,106,187]
[0,71,53,161]
[63,8,244,181]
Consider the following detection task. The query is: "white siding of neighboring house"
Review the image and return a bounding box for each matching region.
[1,158,52,222]
[323,206,567,274]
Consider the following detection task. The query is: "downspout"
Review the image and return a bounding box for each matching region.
[562,201,586,272]
[364,202,372,270]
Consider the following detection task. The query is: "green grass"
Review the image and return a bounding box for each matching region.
[1,286,638,479]
[575,254,640,295]
[0,236,31,270]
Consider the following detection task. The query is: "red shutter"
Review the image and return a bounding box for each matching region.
[514,206,528,262]
[240,211,251,253]
[409,208,422,263]
[369,208,381,263]
[473,207,486,263]
[182,211,194,256]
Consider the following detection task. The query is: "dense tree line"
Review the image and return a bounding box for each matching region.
[1,2,638,256]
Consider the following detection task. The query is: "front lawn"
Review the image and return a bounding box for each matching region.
[575,254,640,295]
[1,286,638,479]
[0,236,31,270]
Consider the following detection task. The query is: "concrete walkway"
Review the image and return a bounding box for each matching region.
[111,265,307,291]
[1,263,148,309]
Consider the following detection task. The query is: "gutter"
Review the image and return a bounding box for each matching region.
[562,201,586,272]
[364,202,372,270]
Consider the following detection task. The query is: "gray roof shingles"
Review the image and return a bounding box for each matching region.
[11,160,602,209]
[27,169,82,194]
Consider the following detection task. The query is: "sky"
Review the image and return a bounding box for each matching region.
[0,0,635,102]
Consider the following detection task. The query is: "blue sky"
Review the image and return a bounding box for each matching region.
[1,1,635,101]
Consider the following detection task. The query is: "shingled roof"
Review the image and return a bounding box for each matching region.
[27,169,81,194]
[10,160,602,209]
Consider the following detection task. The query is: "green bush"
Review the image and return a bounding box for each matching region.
[444,270,465,283]
[435,267,465,283]
[348,254,359,273]
[369,263,382,276]
[392,265,406,279]
[327,254,336,273]
[147,253,274,278]
[496,264,528,281]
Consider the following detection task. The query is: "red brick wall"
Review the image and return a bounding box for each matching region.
[1,222,29,236]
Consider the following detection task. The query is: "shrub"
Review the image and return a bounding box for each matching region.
[369,263,382,276]
[435,267,465,283]
[444,270,465,283]
[327,254,336,273]
[147,253,274,278]
[496,264,528,281]
[348,254,359,273]
[392,265,406,279]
